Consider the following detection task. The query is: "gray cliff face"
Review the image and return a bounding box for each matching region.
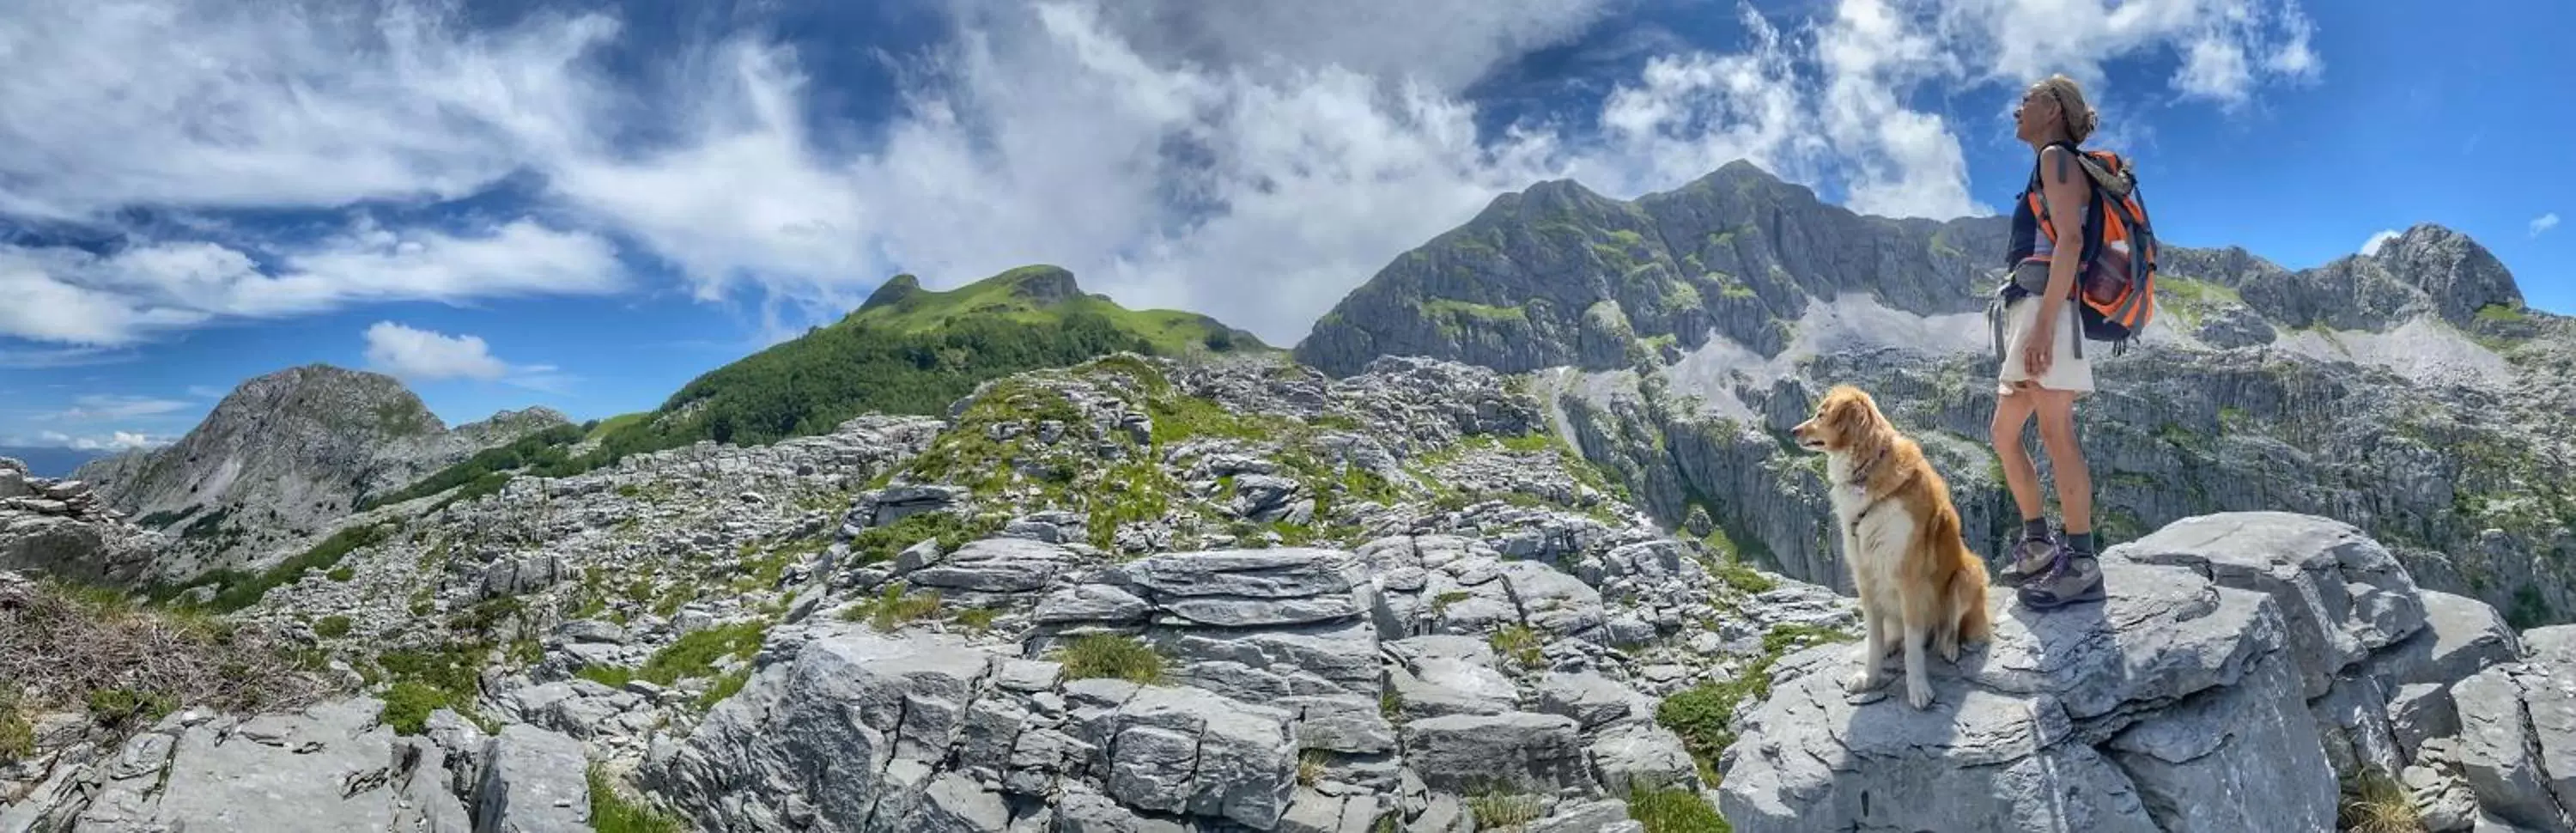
[1295,161,2008,378]
[70,364,568,582]
[1298,161,2576,628]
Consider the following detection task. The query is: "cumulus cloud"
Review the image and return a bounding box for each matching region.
[2361,228,2401,257]
[2533,213,2561,237]
[0,0,2327,345]
[362,322,510,381]
[361,321,569,392]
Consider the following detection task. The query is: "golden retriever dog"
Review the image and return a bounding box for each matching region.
[1791,384,1993,709]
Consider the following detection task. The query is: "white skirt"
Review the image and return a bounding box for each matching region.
[1995,289,2094,397]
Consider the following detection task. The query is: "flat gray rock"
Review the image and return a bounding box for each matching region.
[1719,553,2335,833]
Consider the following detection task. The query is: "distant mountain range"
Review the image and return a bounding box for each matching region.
[0,446,112,478]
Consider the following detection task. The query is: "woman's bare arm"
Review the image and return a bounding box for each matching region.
[2035,145,2090,316]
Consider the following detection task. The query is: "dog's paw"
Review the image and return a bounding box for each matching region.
[1842,668,1886,694]
[1906,680,1935,710]
[1938,640,1960,663]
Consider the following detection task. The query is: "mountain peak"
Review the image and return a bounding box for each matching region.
[860,274,924,312]
[2369,222,2524,323]
[995,264,1082,305]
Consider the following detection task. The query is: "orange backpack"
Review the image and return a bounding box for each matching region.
[2023,143,2160,356]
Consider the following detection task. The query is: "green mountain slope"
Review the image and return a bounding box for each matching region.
[381,265,1265,499]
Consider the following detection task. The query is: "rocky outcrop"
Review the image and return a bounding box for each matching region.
[1716,512,2527,831]
[0,697,592,833]
[0,459,155,584]
[1298,159,2576,627]
[70,364,568,581]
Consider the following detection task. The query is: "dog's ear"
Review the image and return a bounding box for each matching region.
[1828,395,1873,439]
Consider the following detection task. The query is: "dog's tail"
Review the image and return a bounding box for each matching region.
[1934,508,1995,642]
[1950,563,1994,642]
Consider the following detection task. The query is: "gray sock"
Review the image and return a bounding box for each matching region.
[2067,532,2095,556]
[2021,519,2050,541]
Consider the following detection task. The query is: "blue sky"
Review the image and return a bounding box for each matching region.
[1,0,2567,453]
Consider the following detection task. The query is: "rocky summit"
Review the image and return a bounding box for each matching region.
[70,364,568,583]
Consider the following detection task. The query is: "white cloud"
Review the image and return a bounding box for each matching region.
[362,322,509,382]
[2361,228,2401,256]
[361,321,569,392]
[2532,213,2561,237]
[67,431,158,451]
[0,219,623,345]
[185,385,224,398]
[0,0,2328,345]
[52,394,190,421]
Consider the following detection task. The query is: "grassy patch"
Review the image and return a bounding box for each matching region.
[0,693,32,761]
[638,622,769,686]
[1657,623,1856,778]
[840,586,944,633]
[313,615,353,638]
[590,764,688,833]
[846,511,993,564]
[576,666,635,690]
[1628,784,1731,833]
[1054,634,1167,684]
[375,642,492,734]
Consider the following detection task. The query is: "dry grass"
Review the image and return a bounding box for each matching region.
[0,574,331,741]
[2339,767,2427,833]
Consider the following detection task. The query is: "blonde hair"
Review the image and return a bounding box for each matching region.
[2032,74,2099,144]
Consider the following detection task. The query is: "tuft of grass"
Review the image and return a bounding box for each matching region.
[1054,634,1167,684]
[1465,789,1546,829]
[2338,766,2426,833]
[1299,749,1329,787]
[1490,624,1546,669]
[589,763,687,833]
[954,607,999,633]
[313,615,354,638]
[1628,784,1731,833]
[697,672,750,709]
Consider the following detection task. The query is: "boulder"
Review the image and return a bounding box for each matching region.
[1717,551,2337,833]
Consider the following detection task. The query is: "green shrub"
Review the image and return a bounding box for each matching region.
[380,681,453,736]
[1,696,34,761]
[313,615,354,638]
[85,687,177,727]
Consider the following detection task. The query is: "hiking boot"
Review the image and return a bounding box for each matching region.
[2017,546,2106,610]
[1996,532,2059,587]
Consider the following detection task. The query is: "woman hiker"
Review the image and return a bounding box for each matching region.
[1990,73,2108,609]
